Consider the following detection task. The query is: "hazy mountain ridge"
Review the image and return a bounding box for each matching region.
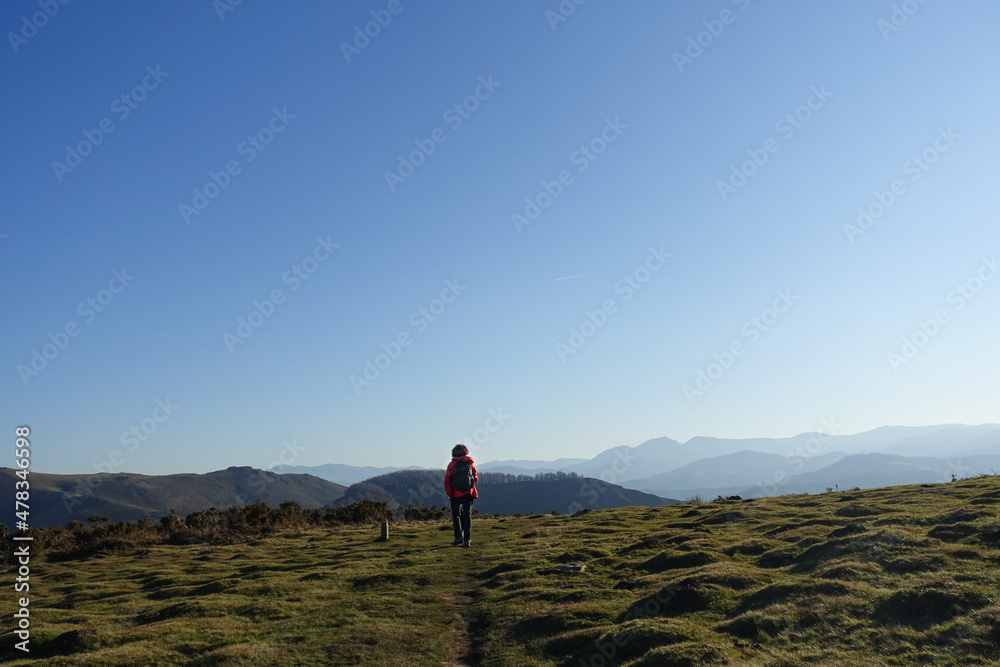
[879,424,1000,457]
[495,423,1000,494]
[271,424,1000,502]
[628,449,850,492]
[640,452,1000,500]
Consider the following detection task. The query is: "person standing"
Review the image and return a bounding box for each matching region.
[444,444,478,547]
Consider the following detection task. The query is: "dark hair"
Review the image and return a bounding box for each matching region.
[451,444,468,458]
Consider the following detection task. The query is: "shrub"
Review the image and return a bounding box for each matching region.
[160,509,184,532]
[402,503,447,521]
[325,500,392,525]
[275,501,306,529]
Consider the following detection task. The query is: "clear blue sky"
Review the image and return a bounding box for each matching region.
[3,1,998,474]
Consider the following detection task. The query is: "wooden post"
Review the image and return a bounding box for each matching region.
[380,519,389,541]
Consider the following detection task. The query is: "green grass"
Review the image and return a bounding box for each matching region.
[3,477,1000,665]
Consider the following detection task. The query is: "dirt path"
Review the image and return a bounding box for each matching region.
[440,590,480,666]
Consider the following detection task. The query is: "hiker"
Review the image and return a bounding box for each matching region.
[444,444,478,547]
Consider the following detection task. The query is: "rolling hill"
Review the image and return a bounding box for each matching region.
[0,466,346,528]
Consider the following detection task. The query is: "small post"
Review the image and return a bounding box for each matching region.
[380,519,389,541]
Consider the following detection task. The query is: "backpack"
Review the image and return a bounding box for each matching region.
[451,460,475,493]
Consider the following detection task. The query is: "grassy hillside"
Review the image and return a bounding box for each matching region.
[0,467,346,528]
[2,477,1000,665]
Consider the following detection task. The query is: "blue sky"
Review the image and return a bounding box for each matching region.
[3,1,999,474]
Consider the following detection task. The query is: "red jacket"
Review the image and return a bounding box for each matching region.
[444,455,479,499]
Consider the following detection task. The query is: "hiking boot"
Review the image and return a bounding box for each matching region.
[451,538,463,546]
[462,540,471,548]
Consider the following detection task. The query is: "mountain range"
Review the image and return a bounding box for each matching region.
[629,450,1000,499]
[13,424,998,528]
[277,423,1000,499]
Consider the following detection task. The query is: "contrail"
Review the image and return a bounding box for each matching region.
[554,273,596,281]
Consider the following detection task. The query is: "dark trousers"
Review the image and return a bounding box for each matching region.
[450,495,473,540]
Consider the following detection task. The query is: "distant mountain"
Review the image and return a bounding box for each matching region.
[562,432,851,483]
[270,463,425,486]
[680,434,835,456]
[879,424,1000,458]
[478,458,588,475]
[333,469,677,515]
[564,437,684,482]
[544,424,1000,484]
[806,425,957,454]
[0,466,346,528]
[635,453,1000,500]
[757,453,1000,496]
[628,450,848,492]
[958,438,1000,458]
